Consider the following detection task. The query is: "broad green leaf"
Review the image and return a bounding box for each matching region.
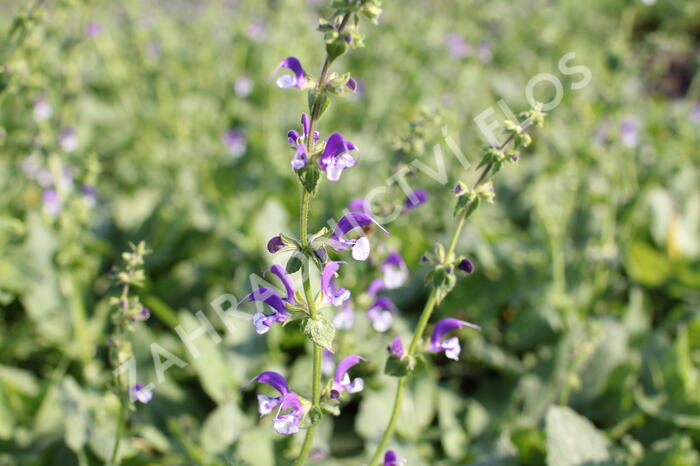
[545,405,613,466]
[200,401,247,455]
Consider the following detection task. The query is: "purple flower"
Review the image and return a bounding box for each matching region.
[691,102,700,124]
[333,300,355,329]
[130,383,153,404]
[327,212,389,261]
[33,98,52,122]
[453,184,464,195]
[457,258,474,274]
[42,189,61,217]
[620,117,640,148]
[223,129,246,157]
[287,113,318,170]
[243,288,290,334]
[384,450,404,466]
[348,197,372,214]
[429,318,481,360]
[445,33,471,59]
[273,57,307,89]
[234,75,254,98]
[366,296,397,332]
[85,21,102,39]
[346,76,357,91]
[476,40,493,64]
[404,189,428,211]
[389,337,404,357]
[247,371,307,435]
[321,261,351,306]
[268,264,296,305]
[330,355,365,398]
[140,307,151,319]
[267,235,285,253]
[367,278,385,297]
[318,133,359,181]
[382,252,408,289]
[321,349,335,376]
[59,127,77,152]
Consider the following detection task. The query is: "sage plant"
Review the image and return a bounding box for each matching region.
[241,1,383,464]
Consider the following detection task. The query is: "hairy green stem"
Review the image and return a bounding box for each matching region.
[294,12,353,466]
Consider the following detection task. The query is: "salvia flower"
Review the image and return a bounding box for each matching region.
[273,57,308,89]
[318,132,359,181]
[457,258,475,274]
[429,318,481,360]
[244,287,290,334]
[384,450,405,466]
[268,264,296,304]
[130,383,153,404]
[404,189,428,211]
[247,371,307,435]
[334,299,355,330]
[367,278,385,297]
[348,197,372,215]
[267,235,285,253]
[445,33,471,59]
[33,98,52,122]
[366,296,397,332]
[389,337,404,357]
[620,117,640,148]
[321,261,351,306]
[223,129,246,157]
[328,212,388,261]
[59,127,78,152]
[322,349,335,376]
[85,21,102,39]
[42,189,62,217]
[330,355,366,399]
[287,113,318,170]
[382,252,408,289]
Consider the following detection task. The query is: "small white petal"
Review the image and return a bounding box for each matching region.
[276,74,295,89]
[257,395,281,417]
[442,336,461,360]
[253,312,271,334]
[272,413,299,435]
[383,266,407,289]
[346,377,364,393]
[371,310,393,333]
[352,236,370,261]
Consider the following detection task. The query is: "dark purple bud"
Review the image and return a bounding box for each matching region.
[453,184,463,195]
[267,236,285,254]
[389,337,404,357]
[511,155,519,162]
[140,307,151,319]
[404,189,428,211]
[457,258,474,274]
[344,34,352,43]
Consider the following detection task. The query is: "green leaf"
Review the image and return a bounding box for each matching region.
[320,399,341,416]
[545,405,613,466]
[200,401,247,455]
[286,254,303,274]
[302,316,335,351]
[625,242,672,287]
[384,355,410,377]
[433,267,456,305]
[297,163,322,196]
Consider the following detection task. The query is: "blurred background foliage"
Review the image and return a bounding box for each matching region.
[0,0,699,464]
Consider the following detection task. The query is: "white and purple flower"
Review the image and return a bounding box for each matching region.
[329,355,366,399]
[223,129,246,157]
[318,132,359,181]
[389,337,404,358]
[620,116,640,148]
[321,261,351,306]
[327,212,388,261]
[287,113,319,170]
[130,383,153,404]
[59,127,78,152]
[381,252,408,289]
[333,300,355,330]
[366,296,397,332]
[247,371,307,435]
[272,57,308,89]
[428,318,481,360]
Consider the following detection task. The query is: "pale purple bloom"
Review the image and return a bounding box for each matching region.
[247,18,267,43]
[333,300,355,329]
[327,212,388,261]
[223,129,246,157]
[268,264,296,305]
[85,22,102,38]
[59,127,77,152]
[234,75,254,98]
[130,383,153,404]
[366,296,397,332]
[620,117,640,148]
[33,98,52,122]
[140,307,150,319]
[445,33,471,59]
[404,189,428,211]
[273,57,307,89]
[287,113,317,170]
[429,318,481,360]
[267,235,285,253]
[477,40,493,64]
[321,349,335,376]
[321,261,351,306]
[367,278,385,297]
[318,132,359,181]
[457,258,474,274]
[330,355,365,399]
[382,253,408,289]
[243,288,290,334]
[348,197,371,214]
[389,337,404,357]
[247,371,307,435]
[691,102,700,124]
[42,189,61,217]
